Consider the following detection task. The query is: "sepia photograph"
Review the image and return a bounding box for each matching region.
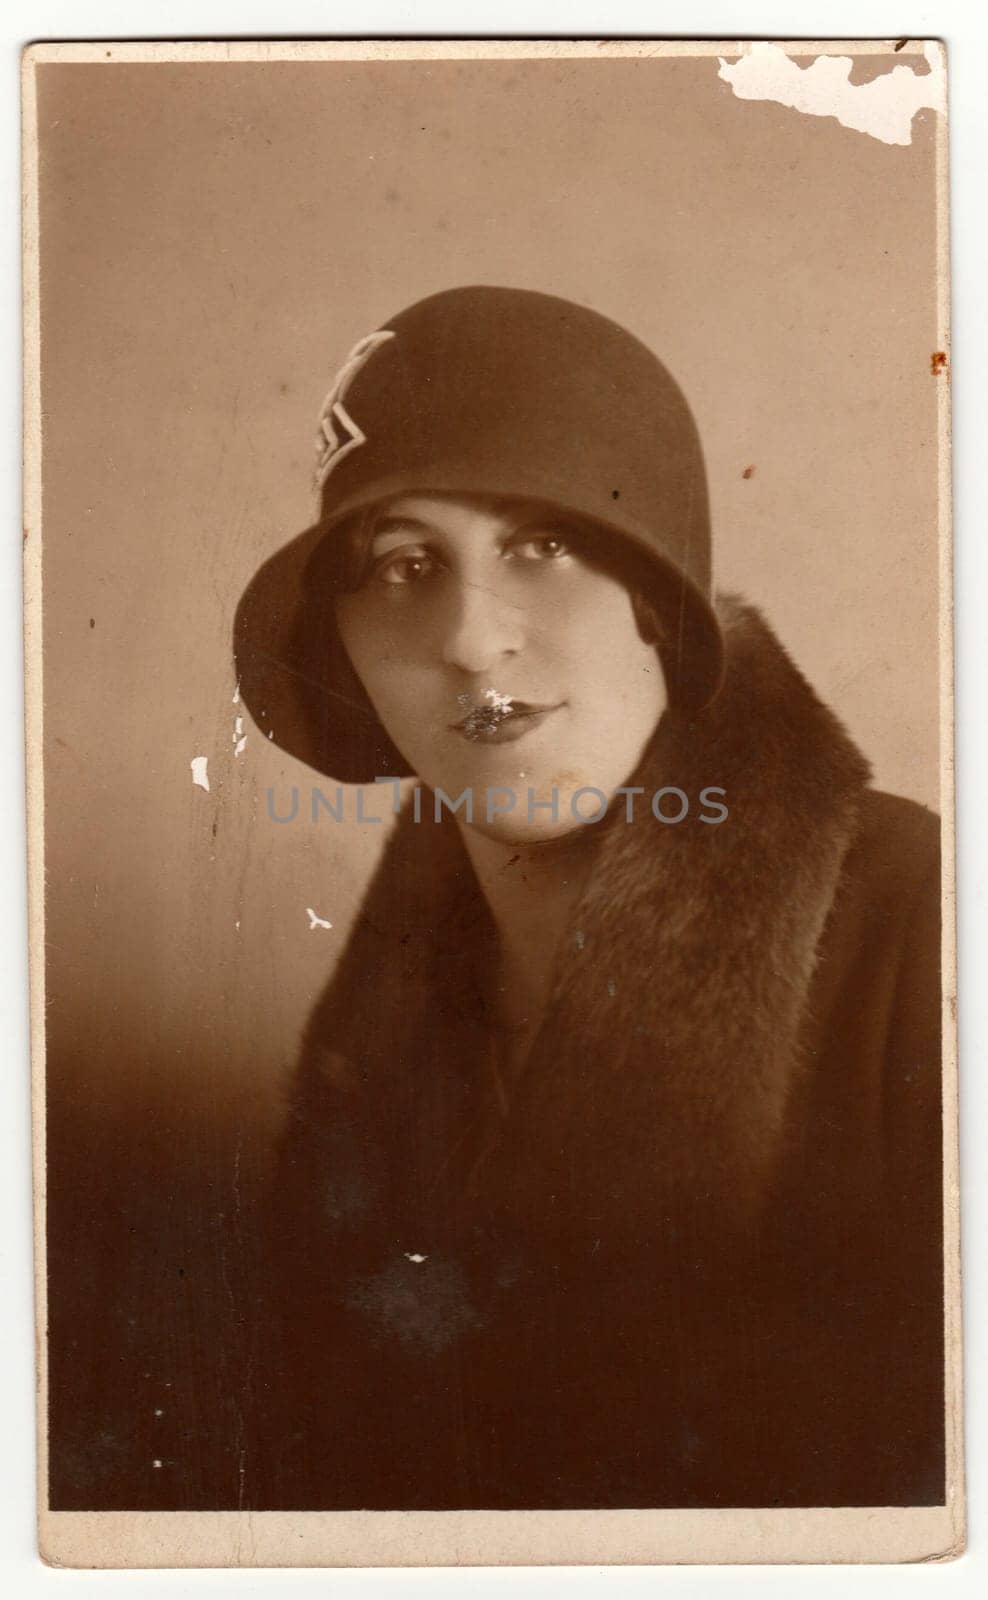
[23,37,961,1567]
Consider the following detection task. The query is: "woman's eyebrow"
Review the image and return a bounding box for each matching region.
[367,516,438,553]
[370,515,431,540]
[500,500,574,529]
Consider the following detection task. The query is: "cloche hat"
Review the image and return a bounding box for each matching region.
[234,285,725,782]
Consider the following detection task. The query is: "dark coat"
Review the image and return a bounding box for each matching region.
[250,596,945,1511]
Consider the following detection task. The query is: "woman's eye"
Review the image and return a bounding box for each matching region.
[375,551,436,586]
[510,533,571,562]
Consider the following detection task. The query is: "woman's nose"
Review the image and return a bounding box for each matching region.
[439,574,525,674]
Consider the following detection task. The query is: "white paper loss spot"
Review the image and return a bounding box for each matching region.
[717,42,945,146]
[190,756,210,792]
[306,908,333,931]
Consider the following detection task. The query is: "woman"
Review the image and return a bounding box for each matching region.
[234,286,944,1510]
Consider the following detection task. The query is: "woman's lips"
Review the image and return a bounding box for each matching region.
[451,701,563,744]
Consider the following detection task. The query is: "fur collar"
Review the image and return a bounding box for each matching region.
[301,595,871,1232]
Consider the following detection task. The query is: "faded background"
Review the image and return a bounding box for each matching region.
[36,51,943,1507]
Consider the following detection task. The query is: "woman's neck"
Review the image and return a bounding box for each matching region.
[457,823,599,1029]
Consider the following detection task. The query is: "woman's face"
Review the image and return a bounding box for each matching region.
[335,493,668,842]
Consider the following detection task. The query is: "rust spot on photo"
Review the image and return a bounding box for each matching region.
[930,351,948,376]
[742,465,756,480]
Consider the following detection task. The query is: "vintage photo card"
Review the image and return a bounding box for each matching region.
[23,38,961,1568]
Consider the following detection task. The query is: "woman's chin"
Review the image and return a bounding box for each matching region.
[413,759,624,844]
[461,810,595,847]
